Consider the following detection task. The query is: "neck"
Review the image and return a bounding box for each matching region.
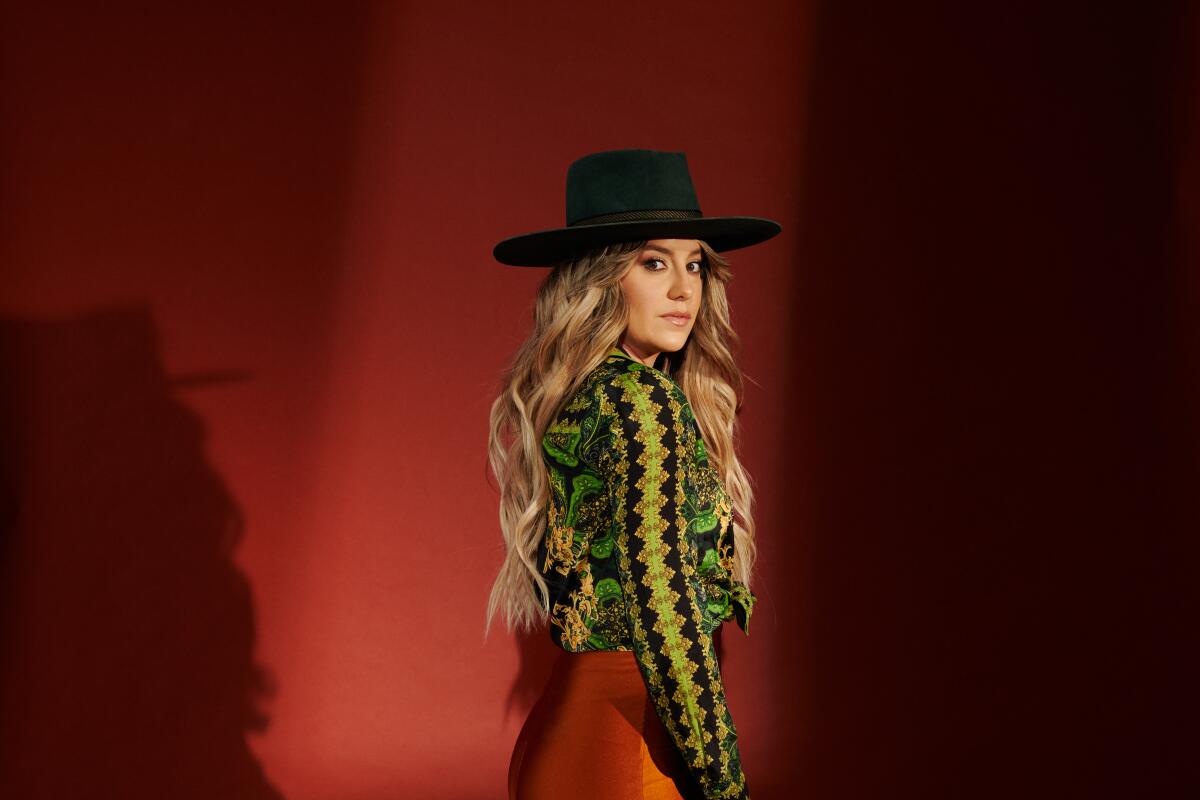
[617,340,660,368]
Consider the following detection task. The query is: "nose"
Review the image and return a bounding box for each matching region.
[668,263,694,300]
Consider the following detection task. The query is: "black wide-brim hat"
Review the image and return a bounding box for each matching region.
[493,149,781,267]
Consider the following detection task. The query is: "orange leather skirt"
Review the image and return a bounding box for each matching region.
[508,649,696,800]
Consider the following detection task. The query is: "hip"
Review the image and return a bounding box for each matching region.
[507,649,695,800]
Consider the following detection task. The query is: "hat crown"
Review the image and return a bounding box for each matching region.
[565,149,701,226]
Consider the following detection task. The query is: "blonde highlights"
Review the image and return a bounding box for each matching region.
[484,240,758,638]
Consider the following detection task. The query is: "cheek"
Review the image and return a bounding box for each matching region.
[620,279,651,318]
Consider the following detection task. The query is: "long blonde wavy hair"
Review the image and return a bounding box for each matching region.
[484,239,758,638]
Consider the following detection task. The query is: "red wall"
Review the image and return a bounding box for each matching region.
[1,3,1191,799]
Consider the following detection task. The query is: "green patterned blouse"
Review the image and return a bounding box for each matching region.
[536,344,757,799]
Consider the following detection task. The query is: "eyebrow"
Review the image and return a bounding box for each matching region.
[643,244,703,258]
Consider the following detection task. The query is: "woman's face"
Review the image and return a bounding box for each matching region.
[618,239,704,367]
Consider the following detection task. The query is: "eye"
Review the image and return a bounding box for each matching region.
[641,257,704,273]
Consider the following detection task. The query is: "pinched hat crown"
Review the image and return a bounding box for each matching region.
[565,150,701,226]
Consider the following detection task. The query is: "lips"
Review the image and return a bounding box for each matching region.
[661,313,691,327]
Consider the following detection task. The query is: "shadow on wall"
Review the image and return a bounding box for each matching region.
[0,306,282,799]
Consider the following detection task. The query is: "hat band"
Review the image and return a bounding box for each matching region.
[567,208,702,227]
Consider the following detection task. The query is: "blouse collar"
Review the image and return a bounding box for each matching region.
[607,344,637,363]
[607,346,675,383]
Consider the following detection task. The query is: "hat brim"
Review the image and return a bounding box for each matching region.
[492,216,782,267]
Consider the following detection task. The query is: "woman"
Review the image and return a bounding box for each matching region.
[486,149,780,800]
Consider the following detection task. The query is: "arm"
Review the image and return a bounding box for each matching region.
[603,366,751,800]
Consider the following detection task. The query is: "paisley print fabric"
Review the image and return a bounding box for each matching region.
[535,345,757,799]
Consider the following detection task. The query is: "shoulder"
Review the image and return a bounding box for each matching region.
[556,358,621,422]
[543,358,690,474]
[599,358,685,407]
[597,360,695,444]
[542,362,621,473]
[554,355,679,418]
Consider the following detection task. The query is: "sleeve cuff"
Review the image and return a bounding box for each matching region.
[728,581,756,636]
